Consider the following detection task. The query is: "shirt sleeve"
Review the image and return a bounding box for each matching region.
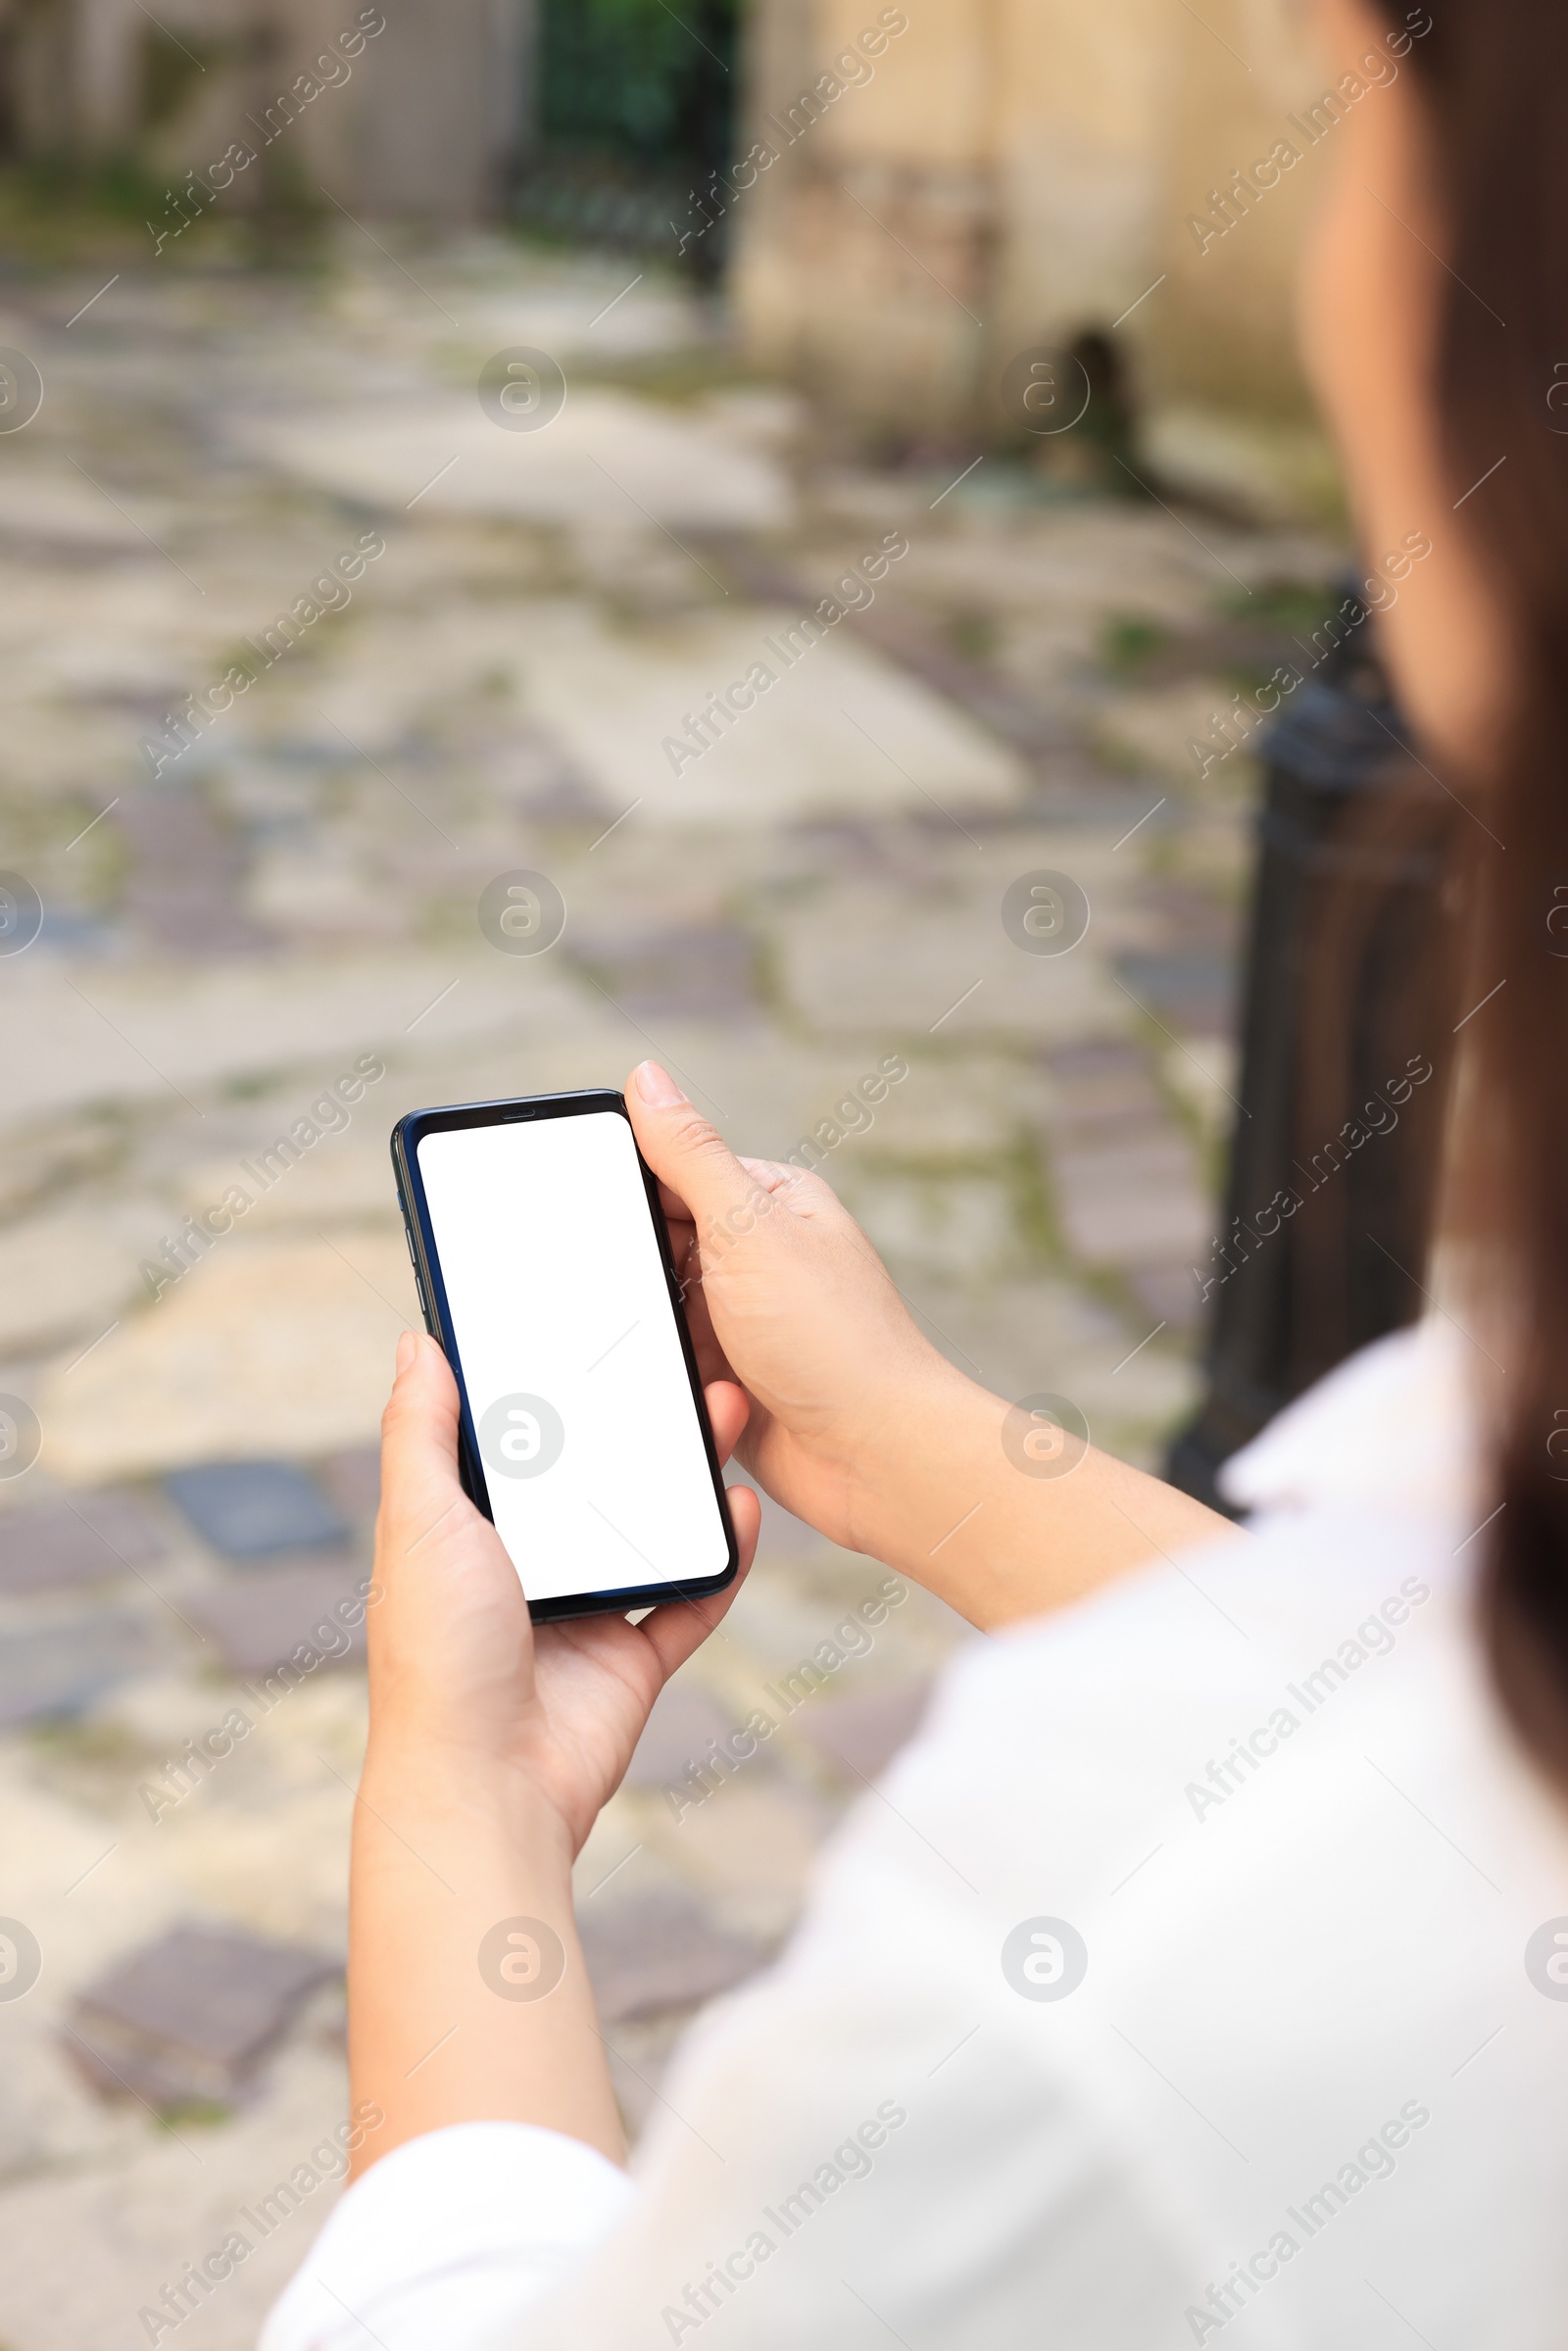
[263,1619,1210,2351]
[454,1816,1185,2351]
[257,2121,637,2351]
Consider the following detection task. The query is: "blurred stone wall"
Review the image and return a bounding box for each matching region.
[0,0,534,220]
[730,0,1351,509]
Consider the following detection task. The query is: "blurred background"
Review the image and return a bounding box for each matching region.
[0,0,1416,2339]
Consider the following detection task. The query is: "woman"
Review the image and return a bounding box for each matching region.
[265,0,1568,2340]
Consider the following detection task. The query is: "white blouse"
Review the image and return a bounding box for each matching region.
[263,1323,1568,2350]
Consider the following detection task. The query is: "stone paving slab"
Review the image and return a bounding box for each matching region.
[183,1564,368,1679]
[791,1679,934,1783]
[239,839,441,949]
[570,921,760,1023]
[244,390,793,532]
[622,1682,739,1793]
[318,1445,380,1524]
[165,1463,349,1562]
[0,1207,169,1359]
[504,1028,914,1166]
[896,502,1257,636]
[479,721,613,824]
[778,882,1134,1041]
[750,1492,826,1558]
[643,1777,829,1930]
[1091,677,1254,788]
[0,950,598,1133]
[114,789,270,960]
[38,1237,416,1483]
[838,1170,1021,1284]
[1049,1133,1211,1268]
[846,1051,1047,1161]
[1117,948,1237,1037]
[717,1562,899,1686]
[0,1617,155,1730]
[376,1024,660,1131]
[0,2043,356,2351]
[506,602,1026,825]
[1043,1040,1172,1136]
[67,1924,337,2110]
[890,1275,1195,1466]
[458,270,710,360]
[1127,1263,1208,1335]
[0,469,159,554]
[175,1139,399,1234]
[577,1886,770,2024]
[138,1731,363,1953]
[0,1493,165,1595]
[240,604,568,762]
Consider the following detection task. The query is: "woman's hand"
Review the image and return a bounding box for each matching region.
[626,1060,1243,1629]
[348,1328,760,2178]
[368,1327,761,1853]
[624,1060,957,1556]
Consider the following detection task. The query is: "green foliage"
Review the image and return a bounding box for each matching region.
[1217,579,1336,635]
[538,0,739,164]
[158,2099,232,2131]
[1102,614,1167,673]
[0,151,173,230]
[948,610,1000,663]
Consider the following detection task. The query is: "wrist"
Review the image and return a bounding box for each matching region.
[359,1740,577,1869]
[348,1744,623,2176]
[841,1354,993,1567]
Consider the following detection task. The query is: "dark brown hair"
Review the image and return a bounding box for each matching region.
[1368,0,1568,1780]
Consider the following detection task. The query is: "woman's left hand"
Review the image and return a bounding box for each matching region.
[368,1328,761,1855]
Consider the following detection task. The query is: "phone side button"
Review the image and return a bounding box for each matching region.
[405,1249,433,1331]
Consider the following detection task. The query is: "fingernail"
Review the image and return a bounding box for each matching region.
[633,1060,687,1108]
[396,1328,416,1375]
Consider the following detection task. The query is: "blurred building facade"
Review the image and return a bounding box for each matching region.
[730,0,1358,508]
[0,0,534,220]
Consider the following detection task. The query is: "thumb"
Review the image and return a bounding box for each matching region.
[625,1061,767,1242]
[379,1328,468,1543]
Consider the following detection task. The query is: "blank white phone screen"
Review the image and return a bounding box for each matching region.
[416,1111,730,1604]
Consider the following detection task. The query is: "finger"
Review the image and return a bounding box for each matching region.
[378,1330,475,1556]
[737,1152,846,1219]
[680,1266,737,1388]
[734,1152,889,1270]
[657,1178,696,1227]
[704,1378,749,1466]
[626,1062,769,1244]
[662,1187,735,1384]
[668,1219,706,1306]
[634,1483,761,1681]
[735,1155,794,1191]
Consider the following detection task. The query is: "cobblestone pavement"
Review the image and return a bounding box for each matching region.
[0,234,1342,2347]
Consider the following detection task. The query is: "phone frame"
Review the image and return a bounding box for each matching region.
[391,1087,739,1623]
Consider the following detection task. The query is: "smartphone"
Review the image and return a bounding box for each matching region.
[391,1088,739,1622]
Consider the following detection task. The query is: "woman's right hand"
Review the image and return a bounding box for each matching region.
[625,1059,1243,1630]
[624,1058,959,1556]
